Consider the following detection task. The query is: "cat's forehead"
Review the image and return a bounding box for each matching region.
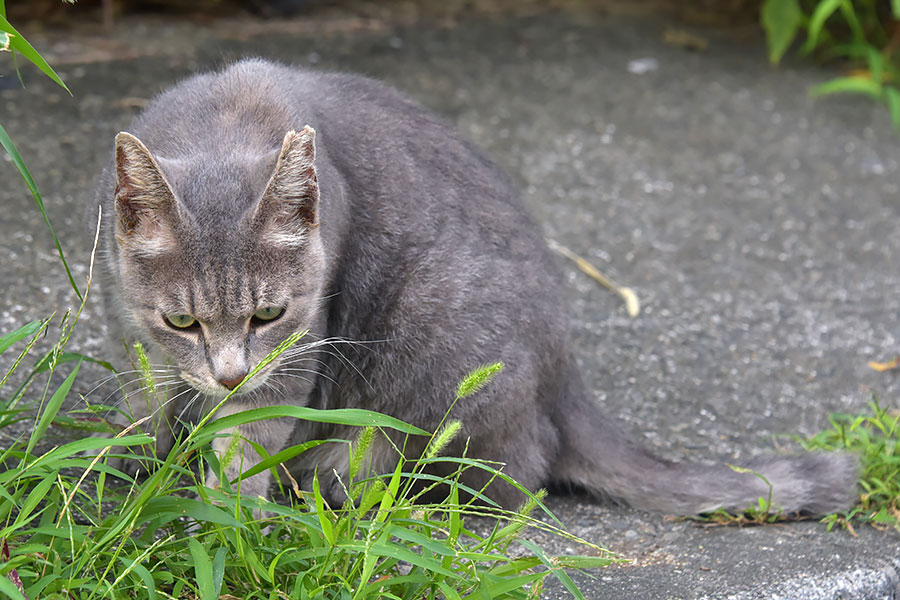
[169,266,291,321]
[161,151,276,222]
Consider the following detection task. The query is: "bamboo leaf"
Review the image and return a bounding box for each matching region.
[761,0,802,64]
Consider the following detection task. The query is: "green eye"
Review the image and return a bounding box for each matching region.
[165,314,197,329]
[253,307,284,322]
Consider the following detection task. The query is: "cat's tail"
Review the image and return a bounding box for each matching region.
[553,387,859,516]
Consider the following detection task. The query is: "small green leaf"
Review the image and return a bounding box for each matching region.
[872,508,898,524]
[139,497,245,529]
[885,87,900,130]
[119,558,156,600]
[803,0,843,54]
[211,547,226,599]
[812,76,883,99]
[761,0,802,64]
[25,360,80,457]
[0,14,69,93]
[312,469,335,545]
[553,555,618,569]
[0,320,43,355]
[519,539,585,600]
[188,538,215,600]
[893,0,900,19]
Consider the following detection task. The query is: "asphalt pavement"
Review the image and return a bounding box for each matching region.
[1,3,899,598]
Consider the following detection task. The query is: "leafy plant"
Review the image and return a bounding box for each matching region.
[761,0,900,128]
[800,399,900,534]
[1,323,615,599]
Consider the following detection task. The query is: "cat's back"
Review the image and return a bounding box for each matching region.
[128,60,462,162]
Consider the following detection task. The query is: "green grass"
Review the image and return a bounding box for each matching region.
[0,315,615,599]
[800,399,900,534]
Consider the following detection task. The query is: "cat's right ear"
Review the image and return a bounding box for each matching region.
[113,132,179,255]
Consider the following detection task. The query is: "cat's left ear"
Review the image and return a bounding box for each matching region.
[254,126,319,248]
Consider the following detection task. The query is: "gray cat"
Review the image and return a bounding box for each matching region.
[94,58,857,515]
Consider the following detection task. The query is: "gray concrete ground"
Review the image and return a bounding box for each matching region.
[2,3,900,598]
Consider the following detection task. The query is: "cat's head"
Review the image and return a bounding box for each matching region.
[111,127,325,397]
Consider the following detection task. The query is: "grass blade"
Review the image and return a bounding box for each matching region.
[0,320,43,355]
[803,0,843,54]
[812,75,882,98]
[211,547,226,599]
[0,576,26,600]
[0,121,81,300]
[120,558,156,600]
[0,14,70,93]
[25,360,80,457]
[519,539,584,600]
[312,469,335,545]
[886,87,900,130]
[188,537,215,600]
[190,406,428,447]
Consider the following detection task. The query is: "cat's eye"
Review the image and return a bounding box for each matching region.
[252,307,284,323]
[164,314,198,329]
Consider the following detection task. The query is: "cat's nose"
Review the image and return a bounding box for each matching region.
[218,373,247,390]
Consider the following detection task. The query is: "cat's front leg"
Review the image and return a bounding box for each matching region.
[206,405,295,505]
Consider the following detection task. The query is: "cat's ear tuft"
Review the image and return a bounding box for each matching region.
[255,126,319,248]
[113,132,179,255]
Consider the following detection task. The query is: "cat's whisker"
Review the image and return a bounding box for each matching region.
[277,367,338,387]
[97,378,187,419]
[278,356,335,378]
[176,390,204,425]
[81,369,178,399]
[85,373,183,406]
[316,345,374,392]
[260,379,288,400]
[271,372,313,386]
